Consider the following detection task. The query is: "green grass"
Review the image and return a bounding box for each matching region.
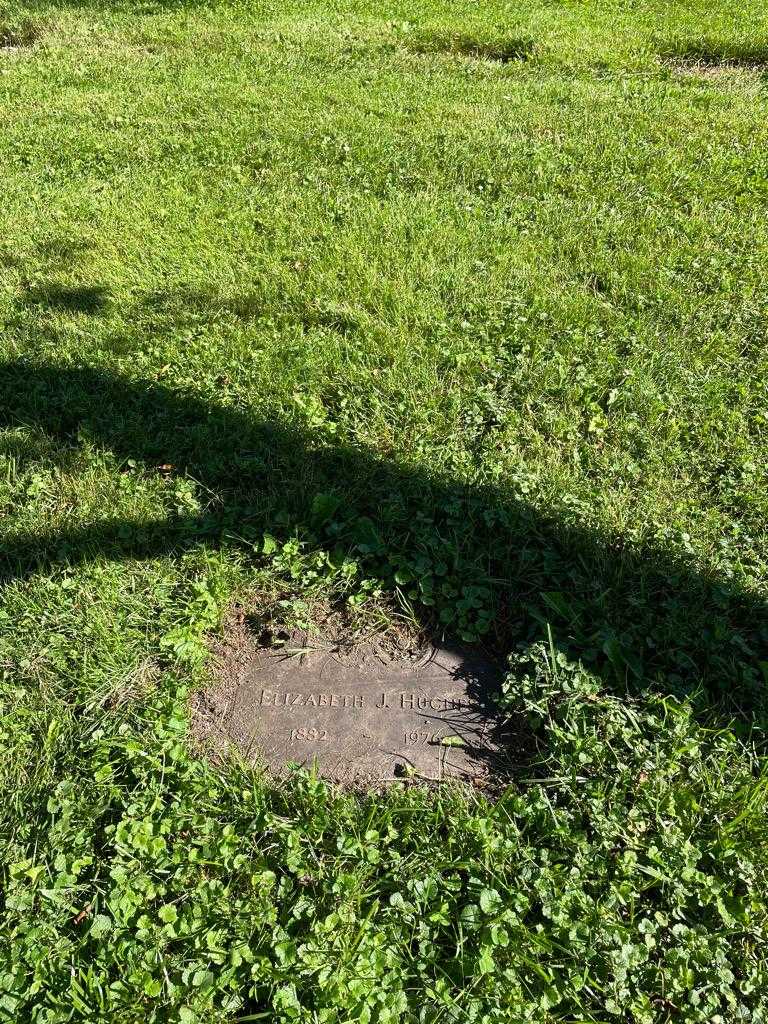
[1,0,768,1020]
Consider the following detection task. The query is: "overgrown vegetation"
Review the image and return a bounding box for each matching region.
[3,642,768,1022]
[1,0,767,1020]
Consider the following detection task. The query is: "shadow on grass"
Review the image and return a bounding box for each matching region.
[1,351,766,726]
[21,283,110,314]
[403,31,535,64]
[139,284,367,338]
[0,18,44,48]
[658,38,768,69]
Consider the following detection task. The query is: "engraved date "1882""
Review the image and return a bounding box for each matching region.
[290,727,329,742]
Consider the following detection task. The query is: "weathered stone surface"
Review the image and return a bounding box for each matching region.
[195,642,511,787]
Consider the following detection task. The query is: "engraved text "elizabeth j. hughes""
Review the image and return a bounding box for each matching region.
[259,689,465,712]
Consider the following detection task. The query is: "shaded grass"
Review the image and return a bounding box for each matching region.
[1,358,766,716]
[20,282,110,314]
[0,18,43,47]
[402,29,536,64]
[658,36,768,69]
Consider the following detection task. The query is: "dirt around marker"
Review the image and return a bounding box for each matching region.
[193,637,513,788]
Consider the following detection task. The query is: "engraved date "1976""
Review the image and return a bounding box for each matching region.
[403,731,444,746]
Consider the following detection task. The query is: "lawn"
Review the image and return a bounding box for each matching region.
[1,0,768,1020]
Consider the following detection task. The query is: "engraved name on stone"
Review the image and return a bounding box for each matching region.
[196,643,506,784]
[259,688,465,712]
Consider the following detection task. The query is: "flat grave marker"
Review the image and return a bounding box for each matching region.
[195,641,512,787]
